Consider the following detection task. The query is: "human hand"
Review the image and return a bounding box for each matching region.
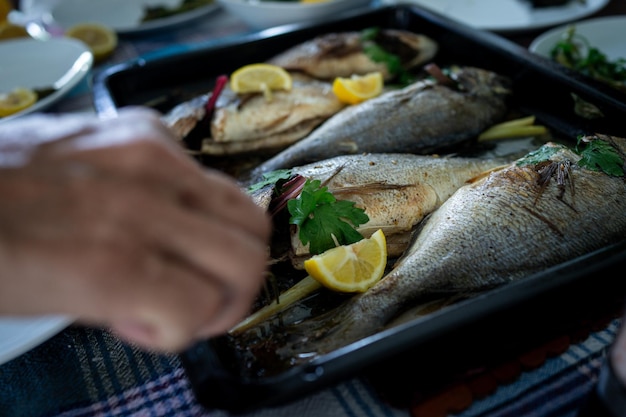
[0,108,271,352]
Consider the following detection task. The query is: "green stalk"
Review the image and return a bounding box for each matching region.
[478,115,548,141]
[229,275,323,335]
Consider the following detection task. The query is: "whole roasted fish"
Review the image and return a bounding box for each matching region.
[286,152,509,265]
[161,74,345,155]
[253,136,626,361]
[267,29,438,81]
[249,66,512,179]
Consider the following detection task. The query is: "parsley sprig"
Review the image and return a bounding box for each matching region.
[575,135,625,176]
[361,27,414,86]
[517,136,625,177]
[248,173,370,254]
[550,26,626,92]
[288,179,369,255]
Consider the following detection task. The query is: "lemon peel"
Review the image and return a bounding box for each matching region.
[230,63,292,101]
[65,23,117,62]
[0,22,29,41]
[0,0,12,23]
[304,229,387,293]
[332,71,384,105]
[0,87,37,117]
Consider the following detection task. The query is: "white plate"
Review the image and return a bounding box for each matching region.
[529,15,626,61]
[20,0,220,36]
[0,37,93,124]
[0,316,72,365]
[379,0,610,33]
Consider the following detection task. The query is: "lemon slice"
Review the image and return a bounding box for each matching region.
[332,72,384,105]
[304,229,387,293]
[65,23,117,62]
[230,63,292,101]
[0,87,37,117]
[0,0,12,23]
[0,22,29,41]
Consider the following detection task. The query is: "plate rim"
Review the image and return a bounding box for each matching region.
[121,2,220,35]
[381,0,610,33]
[0,315,73,366]
[528,14,626,57]
[21,0,221,36]
[0,37,93,125]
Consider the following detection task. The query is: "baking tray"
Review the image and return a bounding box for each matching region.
[91,4,626,412]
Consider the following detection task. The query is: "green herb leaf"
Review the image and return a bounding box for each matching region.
[550,26,626,92]
[360,27,414,86]
[288,179,369,254]
[247,169,292,192]
[516,145,564,166]
[575,136,625,176]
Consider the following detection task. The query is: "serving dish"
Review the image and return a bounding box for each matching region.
[92,4,626,412]
[379,0,609,33]
[0,37,93,124]
[527,15,626,101]
[0,316,72,366]
[217,0,373,30]
[530,15,626,60]
[18,0,219,36]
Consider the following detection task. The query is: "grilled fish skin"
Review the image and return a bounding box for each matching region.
[287,153,509,264]
[249,66,512,179]
[160,94,207,140]
[161,75,345,155]
[264,137,626,361]
[266,29,438,81]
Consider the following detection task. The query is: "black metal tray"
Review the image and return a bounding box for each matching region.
[91,4,626,413]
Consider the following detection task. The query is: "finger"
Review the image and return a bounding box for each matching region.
[110,259,260,352]
[182,168,273,243]
[85,251,229,352]
[35,112,272,242]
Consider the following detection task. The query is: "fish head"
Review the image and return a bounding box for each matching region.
[449,66,512,98]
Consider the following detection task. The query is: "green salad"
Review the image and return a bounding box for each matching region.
[550,26,626,92]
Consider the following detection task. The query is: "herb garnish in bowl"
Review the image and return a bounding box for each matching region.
[550,26,626,93]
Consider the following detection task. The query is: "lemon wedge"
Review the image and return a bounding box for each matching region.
[0,0,12,23]
[332,71,384,105]
[0,22,29,41]
[230,63,292,101]
[0,87,37,117]
[65,23,117,62]
[304,229,387,293]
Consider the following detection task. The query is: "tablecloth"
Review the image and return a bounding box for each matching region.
[0,315,620,417]
[2,4,626,417]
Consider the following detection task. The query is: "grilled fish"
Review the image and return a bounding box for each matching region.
[267,29,438,81]
[286,153,509,264]
[259,136,626,361]
[161,74,345,155]
[249,66,512,178]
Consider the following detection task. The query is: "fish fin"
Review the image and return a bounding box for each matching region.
[465,164,508,184]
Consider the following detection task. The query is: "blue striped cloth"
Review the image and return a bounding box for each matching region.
[0,319,619,417]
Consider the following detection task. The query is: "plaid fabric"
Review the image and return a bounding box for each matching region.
[0,325,407,417]
[0,320,618,417]
[458,320,620,417]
